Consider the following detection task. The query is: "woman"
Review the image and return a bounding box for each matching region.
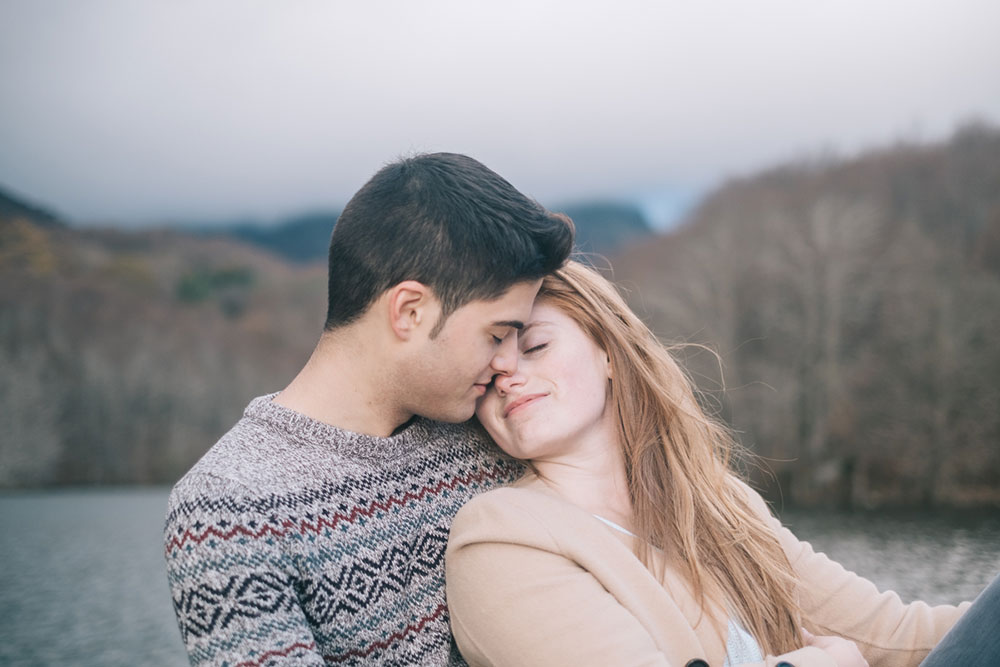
[445,260,986,667]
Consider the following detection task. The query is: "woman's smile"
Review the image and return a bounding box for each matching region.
[503,392,549,418]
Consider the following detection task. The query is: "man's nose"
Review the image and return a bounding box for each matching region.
[490,332,519,377]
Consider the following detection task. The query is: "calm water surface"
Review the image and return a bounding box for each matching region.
[0,488,185,667]
[0,488,997,666]
[779,508,1000,605]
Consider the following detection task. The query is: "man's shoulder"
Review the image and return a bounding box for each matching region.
[186,399,494,466]
[167,410,517,519]
[173,410,287,489]
[416,418,524,481]
[417,417,492,446]
[165,395,319,516]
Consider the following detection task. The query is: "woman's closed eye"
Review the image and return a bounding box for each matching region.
[522,342,548,355]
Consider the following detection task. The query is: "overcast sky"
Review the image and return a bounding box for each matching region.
[1,0,998,227]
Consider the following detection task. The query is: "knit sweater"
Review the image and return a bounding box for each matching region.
[164,394,522,666]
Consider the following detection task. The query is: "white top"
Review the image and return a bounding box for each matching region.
[593,514,764,666]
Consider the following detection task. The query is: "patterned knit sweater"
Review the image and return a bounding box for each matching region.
[164,394,522,666]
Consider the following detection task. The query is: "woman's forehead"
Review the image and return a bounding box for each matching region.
[524,303,585,335]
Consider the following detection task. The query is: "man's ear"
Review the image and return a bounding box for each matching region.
[386,280,435,341]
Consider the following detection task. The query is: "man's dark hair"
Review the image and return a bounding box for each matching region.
[324,152,574,333]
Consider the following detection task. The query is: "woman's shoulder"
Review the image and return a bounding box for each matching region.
[452,474,568,523]
[728,475,776,517]
[448,475,599,550]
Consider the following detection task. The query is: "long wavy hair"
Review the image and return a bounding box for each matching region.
[536,259,802,655]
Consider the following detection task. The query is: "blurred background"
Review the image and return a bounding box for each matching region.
[1,1,998,665]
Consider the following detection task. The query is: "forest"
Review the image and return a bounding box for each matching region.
[1,123,998,507]
[615,122,1000,507]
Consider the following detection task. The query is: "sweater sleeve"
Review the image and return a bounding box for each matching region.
[739,483,969,667]
[446,492,672,667]
[164,474,325,666]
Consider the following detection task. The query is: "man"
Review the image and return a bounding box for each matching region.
[164,153,574,666]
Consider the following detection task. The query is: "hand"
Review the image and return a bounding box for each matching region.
[801,628,869,667]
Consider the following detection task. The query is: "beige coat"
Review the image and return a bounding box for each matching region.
[446,475,967,667]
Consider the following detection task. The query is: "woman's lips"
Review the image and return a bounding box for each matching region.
[503,393,547,418]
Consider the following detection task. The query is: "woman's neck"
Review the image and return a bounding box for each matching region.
[531,439,633,530]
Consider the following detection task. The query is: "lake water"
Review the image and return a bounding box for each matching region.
[0,488,997,666]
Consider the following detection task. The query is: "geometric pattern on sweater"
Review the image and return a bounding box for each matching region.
[165,394,522,666]
[299,525,450,626]
[173,571,297,640]
[165,460,506,553]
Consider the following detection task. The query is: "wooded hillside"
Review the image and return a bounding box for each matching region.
[2,124,998,507]
[614,122,1000,507]
[0,220,324,485]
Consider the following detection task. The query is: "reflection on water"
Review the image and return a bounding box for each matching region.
[0,489,997,666]
[779,508,1000,606]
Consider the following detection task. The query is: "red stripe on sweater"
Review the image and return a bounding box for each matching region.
[234,640,316,667]
[325,603,447,663]
[165,468,504,554]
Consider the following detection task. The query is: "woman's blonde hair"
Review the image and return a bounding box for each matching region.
[537,259,802,655]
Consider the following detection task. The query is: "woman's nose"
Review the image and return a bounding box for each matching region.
[492,369,524,396]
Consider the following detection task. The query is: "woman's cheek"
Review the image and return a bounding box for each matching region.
[478,406,505,444]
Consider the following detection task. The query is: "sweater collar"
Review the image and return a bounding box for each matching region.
[245,393,436,462]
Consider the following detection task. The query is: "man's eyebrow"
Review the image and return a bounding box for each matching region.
[492,320,525,330]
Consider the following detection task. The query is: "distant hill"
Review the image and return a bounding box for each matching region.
[195,211,340,264]
[0,185,64,227]
[556,201,653,256]
[195,200,654,263]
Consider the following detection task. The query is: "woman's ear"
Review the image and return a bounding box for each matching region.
[386,280,433,341]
